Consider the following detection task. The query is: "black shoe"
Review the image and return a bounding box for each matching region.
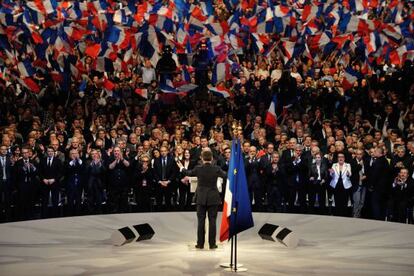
[195,244,204,249]
[209,245,218,250]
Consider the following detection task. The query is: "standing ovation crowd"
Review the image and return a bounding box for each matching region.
[1,51,414,223]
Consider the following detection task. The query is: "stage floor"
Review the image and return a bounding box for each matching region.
[0,212,413,276]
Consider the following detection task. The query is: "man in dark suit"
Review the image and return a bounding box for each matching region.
[14,147,38,220]
[351,149,370,218]
[265,152,285,212]
[178,150,227,249]
[388,168,414,223]
[285,145,308,213]
[245,146,263,211]
[65,148,85,216]
[39,147,63,218]
[367,147,391,220]
[86,149,106,214]
[308,152,328,214]
[108,146,130,213]
[153,146,177,210]
[0,144,13,221]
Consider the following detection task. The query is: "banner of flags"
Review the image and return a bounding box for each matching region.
[0,0,413,93]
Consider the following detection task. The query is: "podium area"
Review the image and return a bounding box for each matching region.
[0,212,413,275]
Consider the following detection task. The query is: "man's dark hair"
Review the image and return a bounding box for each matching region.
[201,150,213,162]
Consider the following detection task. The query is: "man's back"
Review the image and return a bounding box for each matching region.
[184,163,226,206]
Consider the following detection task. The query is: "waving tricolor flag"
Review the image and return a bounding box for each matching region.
[265,95,278,129]
[220,139,254,242]
[207,83,232,98]
[342,67,360,91]
[135,88,148,99]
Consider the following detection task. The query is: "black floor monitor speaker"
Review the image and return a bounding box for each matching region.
[258,223,298,248]
[111,223,155,246]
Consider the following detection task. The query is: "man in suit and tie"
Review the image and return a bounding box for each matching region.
[153,146,177,210]
[308,152,328,214]
[178,150,227,249]
[265,152,285,212]
[285,144,308,212]
[0,145,13,221]
[245,146,263,211]
[389,168,414,223]
[368,147,391,220]
[281,138,297,165]
[65,148,85,216]
[351,149,369,218]
[39,147,63,218]
[14,147,38,220]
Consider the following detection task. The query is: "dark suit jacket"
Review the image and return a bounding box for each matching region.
[245,158,261,188]
[153,155,178,184]
[308,161,328,185]
[265,163,286,187]
[281,149,295,166]
[86,160,106,189]
[285,157,308,187]
[0,156,13,188]
[391,178,414,205]
[39,157,63,186]
[367,156,391,195]
[107,157,130,188]
[65,159,85,188]
[14,159,38,190]
[182,163,227,206]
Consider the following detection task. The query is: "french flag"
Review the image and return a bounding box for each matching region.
[17,60,35,77]
[20,77,40,93]
[342,67,360,91]
[27,0,57,15]
[103,78,115,91]
[107,26,129,49]
[265,95,277,128]
[85,43,101,59]
[135,88,148,99]
[389,43,414,65]
[208,84,232,98]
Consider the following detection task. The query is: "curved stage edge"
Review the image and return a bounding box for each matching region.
[0,212,413,276]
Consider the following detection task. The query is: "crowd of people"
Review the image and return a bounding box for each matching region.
[1,45,414,223]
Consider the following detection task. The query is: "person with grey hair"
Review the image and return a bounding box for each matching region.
[285,144,308,212]
[351,149,369,218]
[108,146,130,213]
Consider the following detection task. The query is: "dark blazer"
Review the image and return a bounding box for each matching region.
[245,157,261,188]
[281,149,295,166]
[216,156,230,172]
[308,161,329,184]
[39,157,63,185]
[107,157,130,188]
[391,178,414,205]
[0,155,13,188]
[182,163,227,206]
[153,155,177,184]
[65,159,85,188]
[350,157,370,189]
[14,159,38,190]
[285,157,308,187]
[86,160,106,189]
[367,156,391,195]
[265,163,286,187]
